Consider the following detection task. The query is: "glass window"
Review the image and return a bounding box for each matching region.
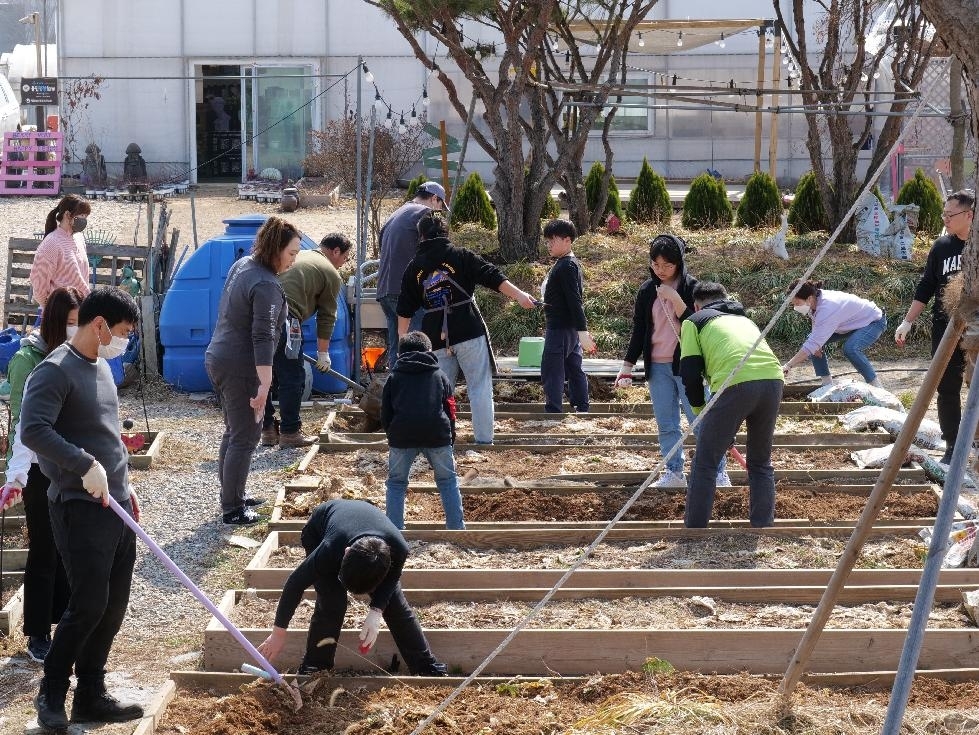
[591,78,650,134]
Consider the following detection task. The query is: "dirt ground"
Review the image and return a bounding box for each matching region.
[157,671,979,735]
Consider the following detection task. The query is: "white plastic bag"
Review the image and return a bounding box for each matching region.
[808,380,905,412]
[849,443,927,469]
[840,405,945,450]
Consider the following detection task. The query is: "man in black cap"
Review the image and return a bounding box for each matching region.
[376,181,446,363]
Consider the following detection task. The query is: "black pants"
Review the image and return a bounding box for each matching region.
[263,325,308,435]
[299,529,439,674]
[541,327,589,413]
[44,498,136,689]
[932,321,966,447]
[22,465,69,637]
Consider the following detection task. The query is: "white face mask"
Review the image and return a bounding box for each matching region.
[66,325,78,339]
[793,303,811,317]
[97,323,129,360]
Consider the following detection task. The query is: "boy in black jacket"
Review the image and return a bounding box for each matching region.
[381,331,465,529]
[541,219,596,413]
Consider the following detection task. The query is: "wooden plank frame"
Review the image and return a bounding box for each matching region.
[0,583,24,635]
[203,587,979,674]
[127,431,166,470]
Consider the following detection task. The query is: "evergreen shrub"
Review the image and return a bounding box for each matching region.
[788,172,828,234]
[896,168,944,236]
[626,157,672,225]
[681,173,733,229]
[584,161,625,221]
[450,172,496,229]
[735,171,782,228]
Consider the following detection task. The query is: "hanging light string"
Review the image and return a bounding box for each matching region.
[360,37,443,132]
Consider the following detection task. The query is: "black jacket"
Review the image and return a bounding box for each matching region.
[543,255,587,330]
[381,350,456,448]
[913,234,965,326]
[397,237,507,350]
[622,258,698,378]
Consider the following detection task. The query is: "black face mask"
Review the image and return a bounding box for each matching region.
[71,216,88,233]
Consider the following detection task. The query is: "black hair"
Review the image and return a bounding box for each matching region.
[648,234,685,264]
[398,330,432,354]
[77,286,140,328]
[692,281,728,306]
[417,211,449,241]
[320,232,353,254]
[40,287,83,350]
[338,536,391,594]
[947,189,976,209]
[44,194,92,236]
[542,218,577,241]
[786,278,823,300]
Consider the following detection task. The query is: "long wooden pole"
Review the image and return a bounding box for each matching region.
[753,26,766,172]
[780,316,966,696]
[439,120,451,201]
[768,31,781,178]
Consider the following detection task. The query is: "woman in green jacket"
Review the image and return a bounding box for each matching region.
[3,286,82,663]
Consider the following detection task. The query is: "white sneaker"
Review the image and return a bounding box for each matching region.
[715,470,733,487]
[653,469,687,488]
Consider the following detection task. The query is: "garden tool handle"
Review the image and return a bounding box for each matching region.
[729,445,748,470]
[300,353,366,394]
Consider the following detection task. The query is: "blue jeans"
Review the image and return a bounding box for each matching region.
[385,445,465,529]
[541,327,588,413]
[263,327,306,434]
[378,294,423,364]
[809,314,887,383]
[648,363,725,475]
[436,335,494,444]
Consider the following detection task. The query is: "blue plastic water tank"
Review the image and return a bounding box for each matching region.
[0,327,23,374]
[159,214,352,393]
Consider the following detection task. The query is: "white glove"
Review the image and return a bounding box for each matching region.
[1,482,23,511]
[315,351,332,373]
[894,320,912,345]
[82,460,109,503]
[615,362,633,388]
[358,608,383,652]
[578,331,597,354]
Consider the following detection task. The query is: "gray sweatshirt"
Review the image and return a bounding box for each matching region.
[206,256,286,374]
[19,342,131,504]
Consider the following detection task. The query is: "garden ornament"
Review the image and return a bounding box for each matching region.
[123,142,148,183]
[82,143,108,188]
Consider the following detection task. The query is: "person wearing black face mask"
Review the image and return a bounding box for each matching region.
[30,194,93,308]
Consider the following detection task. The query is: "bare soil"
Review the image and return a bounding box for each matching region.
[157,672,979,735]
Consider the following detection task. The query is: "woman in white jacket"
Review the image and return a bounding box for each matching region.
[781,278,887,386]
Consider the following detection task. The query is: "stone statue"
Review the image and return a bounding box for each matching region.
[82,143,108,188]
[123,142,148,184]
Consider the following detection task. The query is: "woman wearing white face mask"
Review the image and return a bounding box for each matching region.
[2,287,82,664]
[781,278,887,387]
[30,195,93,308]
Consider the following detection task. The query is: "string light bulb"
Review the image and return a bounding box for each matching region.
[362,64,374,83]
[676,32,683,47]
[398,115,406,134]
[719,33,725,49]
[409,104,419,126]
[422,86,431,106]
[384,110,392,129]
[638,31,644,47]
[873,69,881,79]
[766,32,775,49]
[374,91,384,112]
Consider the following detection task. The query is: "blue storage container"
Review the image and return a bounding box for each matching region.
[159,214,353,393]
[0,327,23,375]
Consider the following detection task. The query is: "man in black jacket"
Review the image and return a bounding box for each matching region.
[397,212,536,445]
[895,188,975,463]
[257,499,447,675]
[381,331,464,529]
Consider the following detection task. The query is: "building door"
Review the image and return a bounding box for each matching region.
[242,65,313,183]
[196,65,242,181]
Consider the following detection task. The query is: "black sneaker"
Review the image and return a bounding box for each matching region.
[243,497,267,508]
[940,449,954,465]
[414,662,448,676]
[27,634,52,663]
[297,662,329,676]
[34,678,68,730]
[70,689,143,723]
[222,508,262,525]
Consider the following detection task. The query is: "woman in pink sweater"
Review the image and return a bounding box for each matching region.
[30,195,92,307]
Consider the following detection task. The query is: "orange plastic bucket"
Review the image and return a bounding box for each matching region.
[362,346,385,370]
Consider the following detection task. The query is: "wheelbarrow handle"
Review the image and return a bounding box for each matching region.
[300,353,366,394]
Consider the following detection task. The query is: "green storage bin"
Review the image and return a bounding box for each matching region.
[517,337,545,368]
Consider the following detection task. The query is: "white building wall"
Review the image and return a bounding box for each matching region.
[57,0,877,186]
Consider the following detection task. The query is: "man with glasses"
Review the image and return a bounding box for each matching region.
[262,232,353,448]
[257,499,448,676]
[895,188,976,463]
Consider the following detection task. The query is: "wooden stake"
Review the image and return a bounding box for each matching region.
[768,32,782,178]
[439,120,451,201]
[753,26,766,172]
[780,316,966,697]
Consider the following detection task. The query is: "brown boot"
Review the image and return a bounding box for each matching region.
[261,420,280,446]
[278,430,317,448]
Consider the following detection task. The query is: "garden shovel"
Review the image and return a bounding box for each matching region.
[102,494,303,710]
[300,353,384,422]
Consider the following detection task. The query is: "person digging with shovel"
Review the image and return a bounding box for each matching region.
[258,498,448,676]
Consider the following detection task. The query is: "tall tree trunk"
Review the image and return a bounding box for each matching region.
[950,56,966,192]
